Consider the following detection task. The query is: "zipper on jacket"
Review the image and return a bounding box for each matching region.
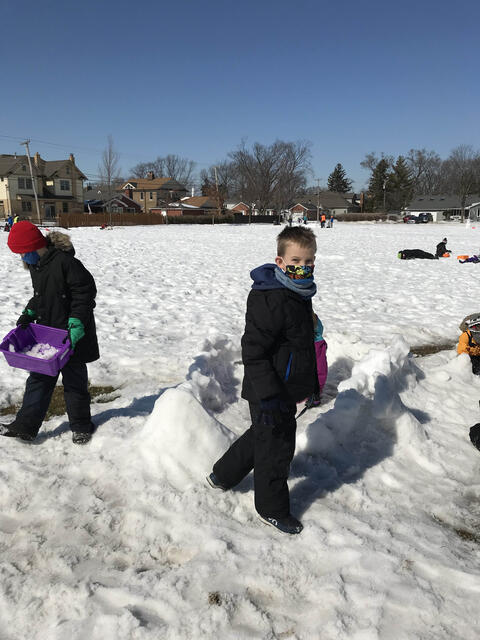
[285,353,293,381]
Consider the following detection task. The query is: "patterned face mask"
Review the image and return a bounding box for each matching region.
[285,264,314,280]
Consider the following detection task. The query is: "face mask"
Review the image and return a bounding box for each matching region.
[22,251,40,265]
[284,264,314,280]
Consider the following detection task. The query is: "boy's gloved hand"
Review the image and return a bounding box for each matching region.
[305,391,322,409]
[260,395,288,427]
[16,308,36,329]
[67,317,85,349]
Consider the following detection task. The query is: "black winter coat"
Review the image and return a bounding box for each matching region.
[241,265,317,403]
[24,232,99,363]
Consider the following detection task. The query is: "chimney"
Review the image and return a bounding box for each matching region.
[191,186,194,197]
[69,153,75,163]
[147,171,155,180]
[34,152,41,167]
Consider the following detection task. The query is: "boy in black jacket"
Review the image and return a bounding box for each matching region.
[2,221,99,444]
[208,226,319,534]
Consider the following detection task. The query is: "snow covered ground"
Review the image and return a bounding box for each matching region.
[0,221,479,639]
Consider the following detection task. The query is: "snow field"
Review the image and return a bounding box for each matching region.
[0,222,479,639]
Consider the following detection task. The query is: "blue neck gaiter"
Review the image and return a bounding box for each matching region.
[274,266,317,299]
[22,251,40,265]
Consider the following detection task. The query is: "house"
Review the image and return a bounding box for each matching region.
[225,201,250,215]
[0,152,86,219]
[291,191,355,218]
[405,194,480,222]
[180,195,218,210]
[289,202,317,219]
[150,202,207,217]
[119,173,187,212]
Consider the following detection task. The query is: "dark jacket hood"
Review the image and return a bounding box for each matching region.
[250,263,284,290]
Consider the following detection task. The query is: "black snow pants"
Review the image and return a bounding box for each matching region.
[213,400,297,518]
[470,355,480,375]
[12,358,93,438]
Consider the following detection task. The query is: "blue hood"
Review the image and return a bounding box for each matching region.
[250,263,285,290]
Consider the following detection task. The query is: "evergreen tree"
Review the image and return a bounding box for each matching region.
[327,163,353,193]
[368,158,391,211]
[387,156,414,210]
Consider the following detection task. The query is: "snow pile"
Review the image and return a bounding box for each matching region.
[136,387,234,490]
[21,342,59,359]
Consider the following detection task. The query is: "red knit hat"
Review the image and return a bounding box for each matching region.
[7,221,47,254]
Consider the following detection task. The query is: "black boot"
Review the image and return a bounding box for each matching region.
[72,432,92,445]
[470,423,480,451]
[1,424,35,442]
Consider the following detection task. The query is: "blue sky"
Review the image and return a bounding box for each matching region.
[1,0,478,190]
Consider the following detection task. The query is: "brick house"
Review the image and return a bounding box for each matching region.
[0,152,86,219]
[119,173,187,212]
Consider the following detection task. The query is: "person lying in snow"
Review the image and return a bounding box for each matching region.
[459,254,480,263]
[207,226,323,535]
[435,237,451,258]
[1,221,99,444]
[457,314,480,375]
[398,249,437,260]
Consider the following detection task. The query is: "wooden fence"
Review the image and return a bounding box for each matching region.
[58,213,168,228]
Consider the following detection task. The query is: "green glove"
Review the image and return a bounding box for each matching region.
[67,317,85,349]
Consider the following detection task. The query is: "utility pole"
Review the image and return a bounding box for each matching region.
[316,178,320,225]
[214,166,221,224]
[20,140,41,224]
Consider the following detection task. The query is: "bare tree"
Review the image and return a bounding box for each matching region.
[130,155,196,188]
[442,145,480,221]
[229,140,311,212]
[98,135,121,199]
[405,148,442,195]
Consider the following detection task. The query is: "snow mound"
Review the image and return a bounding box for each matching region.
[137,387,234,490]
[298,337,426,460]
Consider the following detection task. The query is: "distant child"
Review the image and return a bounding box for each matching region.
[457,314,480,375]
[436,237,451,258]
[1,221,99,444]
[207,226,322,535]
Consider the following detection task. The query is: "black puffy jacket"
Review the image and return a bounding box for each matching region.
[23,231,99,363]
[241,264,317,403]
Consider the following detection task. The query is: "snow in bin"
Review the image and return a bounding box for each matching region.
[8,342,59,359]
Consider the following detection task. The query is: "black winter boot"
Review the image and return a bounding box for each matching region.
[469,423,480,451]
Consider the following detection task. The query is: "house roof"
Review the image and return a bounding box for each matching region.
[181,196,218,208]
[121,177,187,191]
[407,194,480,211]
[294,191,352,210]
[0,154,87,180]
[290,202,317,212]
[0,154,40,176]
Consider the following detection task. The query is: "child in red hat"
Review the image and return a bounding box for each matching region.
[2,222,99,444]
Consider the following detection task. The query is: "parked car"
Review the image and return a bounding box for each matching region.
[403,214,417,223]
[416,212,433,223]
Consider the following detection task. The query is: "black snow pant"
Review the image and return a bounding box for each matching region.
[213,400,297,519]
[470,355,480,375]
[12,358,93,438]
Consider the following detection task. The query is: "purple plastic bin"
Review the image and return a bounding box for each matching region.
[0,324,73,376]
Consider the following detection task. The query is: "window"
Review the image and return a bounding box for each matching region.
[66,166,70,174]
[149,192,153,200]
[21,201,32,212]
[18,177,33,189]
[60,180,70,191]
[140,192,144,200]
[62,202,69,213]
